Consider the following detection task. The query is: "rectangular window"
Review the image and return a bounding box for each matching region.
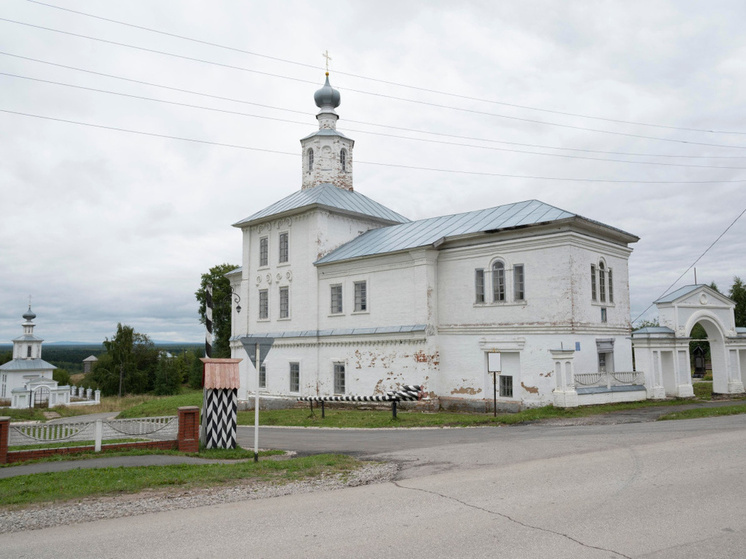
[598,353,607,373]
[608,269,614,303]
[599,266,606,302]
[259,363,266,389]
[259,289,268,319]
[513,265,525,301]
[354,281,367,312]
[601,307,607,323]
[330,284,343,314]
[499,375,513,398]
[259,237,268,267]
[289,362,300,393]
[591,264,597,301]
[279,286,289,318]
[279,232,288,263]
[475,269,485,303]
[492,263,505,302]
[334,362,346,394]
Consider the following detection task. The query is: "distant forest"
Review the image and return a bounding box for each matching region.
[0,343,203,374]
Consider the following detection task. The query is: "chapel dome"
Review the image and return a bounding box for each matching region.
[23,306,36,321]
[314,74,341,110]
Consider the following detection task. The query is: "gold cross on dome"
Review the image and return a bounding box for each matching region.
[322,50,332,73]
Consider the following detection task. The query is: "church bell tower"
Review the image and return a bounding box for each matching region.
[300,73,354,191]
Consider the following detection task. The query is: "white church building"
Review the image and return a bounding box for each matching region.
[0,306,71,409]
[228,74,643,411]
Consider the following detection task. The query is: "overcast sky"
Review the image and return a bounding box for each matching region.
[1,0,745,344]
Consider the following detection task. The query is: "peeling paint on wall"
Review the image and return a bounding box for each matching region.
[521,382,539,394]
[451,386,482,395]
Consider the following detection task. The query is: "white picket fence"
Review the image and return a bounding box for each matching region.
[9,416,178,451]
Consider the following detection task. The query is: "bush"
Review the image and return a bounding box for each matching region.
[53,368,72,386]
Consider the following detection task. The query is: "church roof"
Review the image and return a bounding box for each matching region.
[300,128,350,141]
[233,183,410,227]
[0,358,57,372]
[12,334,42,342]
[316,199,636,264]
[654,285,701,303]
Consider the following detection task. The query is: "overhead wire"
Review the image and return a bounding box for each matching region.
[3,17,746,150]
[6,51,746,160]
[632,206,746,324]
[24,0,746,136]
[4,107,746,185]
[5,71,746,171]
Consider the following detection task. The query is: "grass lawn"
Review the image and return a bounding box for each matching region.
[659,403,746,421]
[0,453,359,507]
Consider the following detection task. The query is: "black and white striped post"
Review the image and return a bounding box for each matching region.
[204,284,213,359]
[298,385,423,419]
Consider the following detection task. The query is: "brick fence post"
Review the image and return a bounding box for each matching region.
[178,406,200,453]
[0,417,10,464]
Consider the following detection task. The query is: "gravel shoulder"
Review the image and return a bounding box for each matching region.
[0,462,397,534]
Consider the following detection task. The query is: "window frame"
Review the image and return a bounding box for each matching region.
[499,375,513,398]
[278,231,289,264]
[279,286,289,319]
[492,261,506,302]
[353,281,367,312]
[608,269,614,303]
[591,264,597,301]
[307,148,314,173]
[289,362,300,393]
[475,268,485,303]
[333,362,346,394]
[513,264,525,301]
[340,148,347,172]
[258,289,269,320]
[599,261,606,303]
[330,284,343,314]
[259,236,268,268]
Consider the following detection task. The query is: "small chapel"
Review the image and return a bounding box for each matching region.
[0,306,71,409]
[228,73,645,410]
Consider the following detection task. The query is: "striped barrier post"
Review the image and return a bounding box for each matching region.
[204,284,213,359]
[298,385,424,419]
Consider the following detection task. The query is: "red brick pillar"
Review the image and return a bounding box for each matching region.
[0,417,10,464]
[178,406,200,453]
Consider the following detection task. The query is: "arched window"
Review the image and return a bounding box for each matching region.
[591,264,597,301]
[492,261,505,302]
[599,261,606,302]
[307,148,314,173]
[340,149,347,172]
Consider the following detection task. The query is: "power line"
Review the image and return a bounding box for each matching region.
[4,17,746,151]
[7,51,746,160]
[5,71,746,171]
[25,0,746,137]
[5,107,746,184]
[632,206,746,324]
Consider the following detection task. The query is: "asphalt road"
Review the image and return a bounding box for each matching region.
[3,414,746,558]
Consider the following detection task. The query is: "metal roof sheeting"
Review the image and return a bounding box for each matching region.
[201,358,241,389]
[316,199,577,264]
[654,285,704,304]
[233,183,410,227]
[0,358,57,371]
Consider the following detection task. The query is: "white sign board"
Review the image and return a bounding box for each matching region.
[488,352,502,373]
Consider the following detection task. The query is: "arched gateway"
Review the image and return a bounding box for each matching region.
[632,285,746,398]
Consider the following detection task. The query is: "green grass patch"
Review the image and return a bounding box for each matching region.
[0,408,48,422]
[692,382,713,400]
[658,403,746,421]
[241,398,699,429]
[0,453,359,507]
[116,391,203,418]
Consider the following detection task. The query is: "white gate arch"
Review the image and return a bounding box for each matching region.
[632,285,746,399]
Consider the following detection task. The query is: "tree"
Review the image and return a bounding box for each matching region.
[195,263,239,358]
[91,324,159,396]
[729,276,746,327]
[153,353,182,396]
[0,350,11,366]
